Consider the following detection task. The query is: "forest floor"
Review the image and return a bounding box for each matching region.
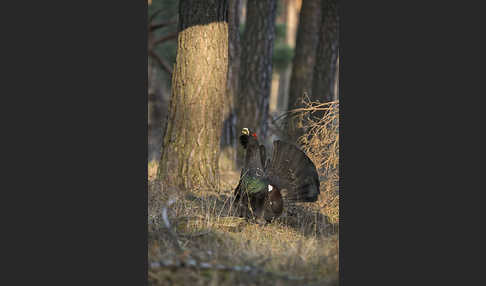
[148,153,339,286]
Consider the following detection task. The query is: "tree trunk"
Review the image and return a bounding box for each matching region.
[311,0,339,104]
[158,0,229,191]
[276,0,300,115]
[287,0,321,142]
[236,0,277,164]
[148,59,170,163]
[148,59,163,162]
[333,52,339,100]
[221,0,241,153]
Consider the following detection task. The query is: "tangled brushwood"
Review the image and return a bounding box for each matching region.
[294,96,339,224]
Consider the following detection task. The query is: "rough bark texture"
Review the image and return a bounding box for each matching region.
[236,0,277,164]
[158,0,229,191]
[287,0,322,142]
[221,0,241,151]
[312,0,339,103]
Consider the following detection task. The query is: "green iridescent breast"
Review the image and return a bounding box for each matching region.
[241,175,266,194]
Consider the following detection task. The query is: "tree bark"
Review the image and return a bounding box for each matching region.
[221,0,241,152]
[311,0,339,104]
[287,0,322,142]
[157,0,229,191]
[236,0,277,164]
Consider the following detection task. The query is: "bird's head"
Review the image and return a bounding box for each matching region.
[240,127,259,149]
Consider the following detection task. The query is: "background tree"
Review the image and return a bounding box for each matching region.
[286,0,322,142]
[275,0,299,114]
[157,0,229,191]
[236,0,277,164]
[148,58,168,163]
[221,0,242,160]
[147,0,178,163]
[312,0,339,103]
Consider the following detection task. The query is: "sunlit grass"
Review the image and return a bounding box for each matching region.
[148,147,338,285]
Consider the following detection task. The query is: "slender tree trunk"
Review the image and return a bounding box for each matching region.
[312,0,339,104]
[148,60,160,161]
[287,0,321,142]
[148,60,169,162]
[236,0,277,164]
[221,0,241,154]
[333,53,339,100]
[276,0,300,115]
[158,0,229,191]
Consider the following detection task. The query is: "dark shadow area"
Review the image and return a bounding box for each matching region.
[149,217,338,286]
[276,203,338,237]
[177,0,228,33]
[149,228,338,286]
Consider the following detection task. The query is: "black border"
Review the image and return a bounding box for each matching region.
[8,0,482,284]
[9,1,149,284]
[338,0,343,282]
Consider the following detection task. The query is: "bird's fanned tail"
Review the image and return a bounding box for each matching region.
[266,140,320,203]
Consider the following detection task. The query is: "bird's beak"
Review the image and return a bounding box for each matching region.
[242,128,249,135]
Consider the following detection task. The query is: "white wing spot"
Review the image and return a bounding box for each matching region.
[268,185,273,192]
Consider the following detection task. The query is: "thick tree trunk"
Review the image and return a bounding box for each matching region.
[312,0,339,104]
[158,0,229,191]
[236,0,277,164]
[287,0,322,142]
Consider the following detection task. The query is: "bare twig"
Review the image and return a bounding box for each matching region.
[296,98,340,223]
[272,101,338,123]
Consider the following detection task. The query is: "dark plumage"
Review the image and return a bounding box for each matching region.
[234,128,320,223]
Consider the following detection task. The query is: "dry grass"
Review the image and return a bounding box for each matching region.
[148,104,340,285]
[149,154,338,285]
